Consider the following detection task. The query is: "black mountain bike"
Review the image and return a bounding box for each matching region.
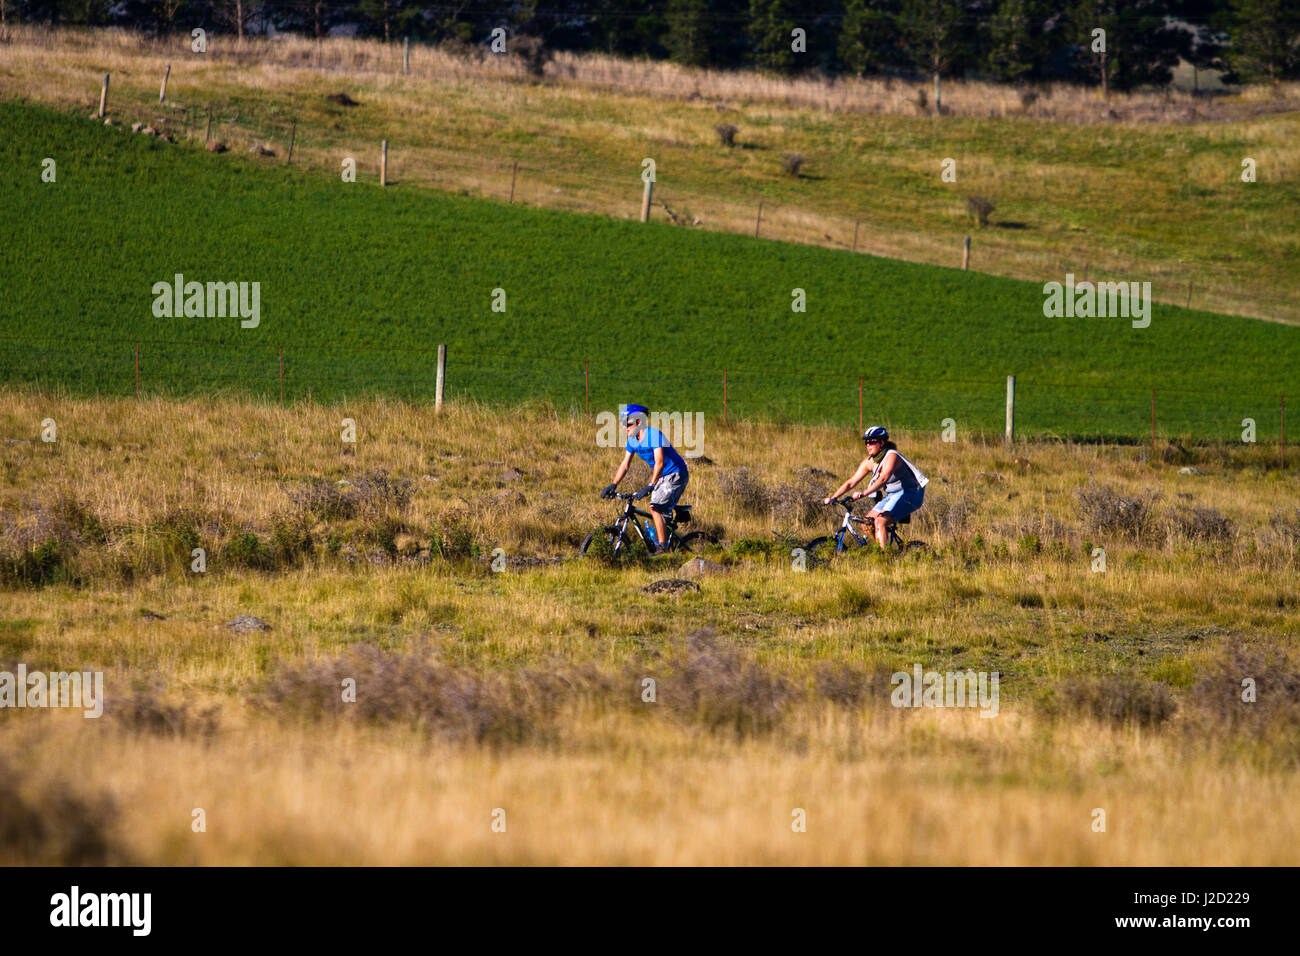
[580,493,717,558]
[805,496,927,559]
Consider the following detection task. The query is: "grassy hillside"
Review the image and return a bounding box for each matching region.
[2,392,1298,864]
[2,99,1299,439]
[2,25,1297,329]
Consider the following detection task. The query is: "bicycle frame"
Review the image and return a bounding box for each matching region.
[611,494,681,551]
[828,498,903,552]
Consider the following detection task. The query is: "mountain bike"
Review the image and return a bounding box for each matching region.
[579,493,717,558]
[804,496,927,560]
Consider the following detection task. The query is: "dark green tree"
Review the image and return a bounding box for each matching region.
[748,0,801,72]
[1227,0,1300,82]
[837,0,902,76]
[986,0,1056,83]
[897,0,966,111]
[1069,0,1188,93]
[665,0,710,65]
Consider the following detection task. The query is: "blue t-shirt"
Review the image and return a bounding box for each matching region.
[626,426,687,477]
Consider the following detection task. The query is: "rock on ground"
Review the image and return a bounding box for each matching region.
[679,557,728,579]
[643,579,701,595]
[222,614,270,633]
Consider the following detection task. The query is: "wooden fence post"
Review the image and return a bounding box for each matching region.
[509,161,518,203]
[754,202,763,238]
[403,36,410,76]
[159,64,170,104]
[852,219,860,253]
[380,140,388,186]
[640,177,653,222]
[286,121,296,165]
[1150,388,1156,446]
[98,73,110,118]
[435,344,446,413]
[205,105,212,144]
[962,235,971,270]
[1005,375,1015,446]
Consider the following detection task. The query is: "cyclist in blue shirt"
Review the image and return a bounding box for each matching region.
[601,404,689,554]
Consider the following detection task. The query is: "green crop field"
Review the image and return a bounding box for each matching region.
[3,99,1297,440]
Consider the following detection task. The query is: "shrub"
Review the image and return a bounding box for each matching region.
[220,531,274,570]
[1018,88,1040,110]
[0,539,70,587]
[285,478,356,519]
[1075,482,1160,539]
[0,759,120,864]
[430,516,477,560]
[269,514,313,564]
[1184,641,1300,741]
[780,153,805,176]
[914,493,972,538]
[1268,508,1300,548]
[352,469,413,512]
[715,123,738,147]
[109,682,220,738]
[258,645,559,746]
[1053,675,1176,728]
[512,34,552,78]
[1166,504,1234,543]
[772,469,825,525]
[717,467,774,515]
[659,629,796,739]
[965,195,996,227]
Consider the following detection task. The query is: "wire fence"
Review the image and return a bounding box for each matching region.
[0,335,1289,451]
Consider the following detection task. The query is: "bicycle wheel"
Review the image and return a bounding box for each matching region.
[579,525,633,558]
[803,536,840,560]
[677,531,718,553]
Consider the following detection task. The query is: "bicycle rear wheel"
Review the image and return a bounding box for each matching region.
[677,531,718,553]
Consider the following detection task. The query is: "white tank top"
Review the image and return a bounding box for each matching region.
[875,450,928,495]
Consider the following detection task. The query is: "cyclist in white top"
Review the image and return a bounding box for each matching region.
[823,425,928,550]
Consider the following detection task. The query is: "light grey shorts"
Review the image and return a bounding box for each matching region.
[650,471,688,514]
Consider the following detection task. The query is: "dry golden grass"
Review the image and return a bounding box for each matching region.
[1,388,1298,864]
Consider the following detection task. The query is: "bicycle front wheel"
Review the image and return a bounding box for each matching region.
[579,525,633,558]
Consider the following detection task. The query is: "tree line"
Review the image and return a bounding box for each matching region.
[5,0,1298,87]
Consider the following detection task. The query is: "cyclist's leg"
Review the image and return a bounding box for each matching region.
[869,490,905,549]
[649,472,686,552]
[878,489,924,550]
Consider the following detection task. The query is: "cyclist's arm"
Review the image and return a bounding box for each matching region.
[829,456,874,499]
[861,453,896,496]
[648,447,665,486]
[612,450,634,485]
